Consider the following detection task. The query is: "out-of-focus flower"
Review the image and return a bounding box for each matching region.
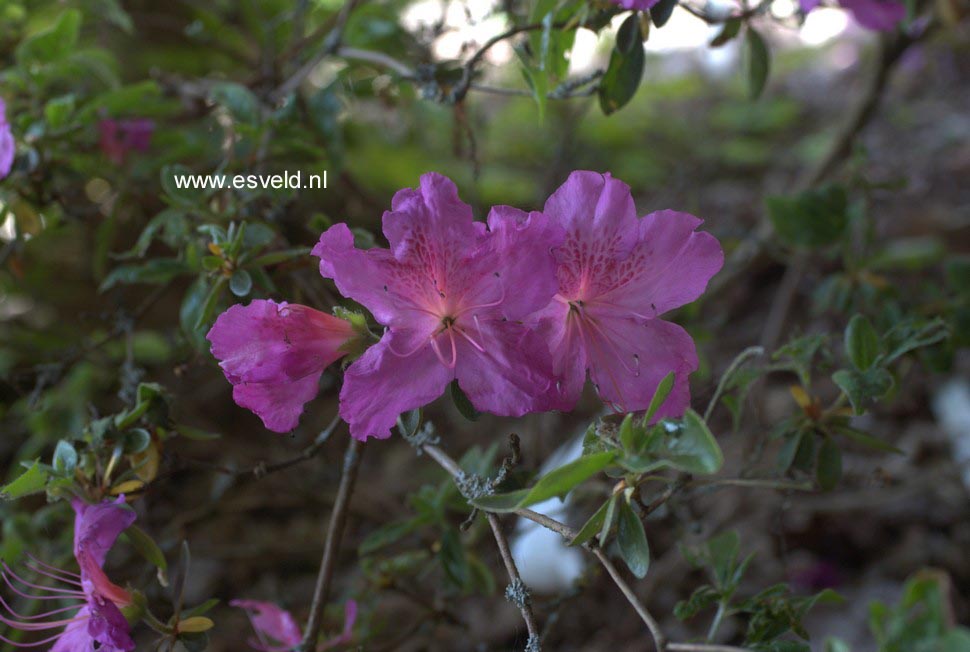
[535,171,723,418]
[0,497,136,651]
[801,0,906,30]
[314,172,563,440]
[98,118,154,165]
[207,300,360,432]
[231,599,357,651]
[0,98,14,179]
[610,0,660,9]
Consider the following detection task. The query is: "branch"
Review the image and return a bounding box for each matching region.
[422,444,541,645]
[298,436,365,651]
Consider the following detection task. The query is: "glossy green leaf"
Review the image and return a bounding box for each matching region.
[569,498,613,547]
[122,525,167,571]
[52,440,78,476]
[229,270,252,297]
[832,367,894,414]
[745,27,770,100]
[598,13,645,115]
[450,380,480,422]
[617,500,650,578]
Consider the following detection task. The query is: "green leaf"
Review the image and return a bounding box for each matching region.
[643,371,676,425]
[210,82,260,124]
[569,498,613,547]
[122,525,167,571]
[816,438,842,491]
[1,462,49,500]
[472,451,617,512]
[662,410,724,474]
[359,519,420,556]
[832,367,893,414]
[831,424,902,454]
[44,94,76,129]
[745,27,770,100]
[100,259,190,290]
[450,380,480,422]
[439,528,469,589]
[161,164,207,208]
[619,413,641,453]
[766,185,849,249]
[617,500,650,578]
[16,10,82,64]
[651,0,679,27]
[710,18,742,47]
[882,317,948,364]
[845,314,881,370]
[229,270,252,297]
[247,248,311,268]
[52,441,78,476]
[598,13,645,115]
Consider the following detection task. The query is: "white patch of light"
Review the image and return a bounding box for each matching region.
[568,27,603,75]
[644,11,714,53]
[800,7,850,45]
[773,0,799,19]
[0,209,13,242]
[402,1,512,64]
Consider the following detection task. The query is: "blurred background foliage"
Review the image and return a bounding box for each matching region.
[0,0,969,650]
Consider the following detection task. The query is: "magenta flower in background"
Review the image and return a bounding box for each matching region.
[800,0,905,30]
[314,173,564,441]
[207,300,359,432]
[610,0,661,9]
[0,497,136,651]
[232,599,357,651]
[0,98,14,180]
[99,118,154,165]
[536,171,723,418]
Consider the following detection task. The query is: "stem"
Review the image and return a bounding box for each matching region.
[298,436,365,652]
[591,547,666,650]
[487,513,542,645]
[423,444,541,644]
[706,600,728,642]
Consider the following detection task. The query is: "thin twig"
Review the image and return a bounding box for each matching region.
[423,444,541,643]
[298,436,365,651]
[668,644,754,652]
[591,547,667,650]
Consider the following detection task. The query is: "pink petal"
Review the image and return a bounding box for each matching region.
[840,0,905,29]
[593,209,724,319]
[533,299,590,412]
[230,600,303,648]
[72,498,135,570]
[207,300,355,432]
[468,205,564,321]
[382,173,480,261]
[85,599,135,652]
[800,0,822,11]
[232,373,321,433]
[340,330,453,441]
[320,600,358,649]
[51,607,94,652]
[313,223,441,331]
[584,317,696,417]
[544,171,641,299]
[611,0,661,7]
[453,319,560,417]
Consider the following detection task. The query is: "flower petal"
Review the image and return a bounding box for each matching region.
[534,299,590,412]
[86,599,135,652]
[454,319,560,417]
[340,330,452,441]
[230,599,303,648]
[584,317,697,417]
[232,373,322,433]
[51,607,94,652]
[469,205,564,321]
[840,0,905,30]
[592,209,723,318]
[544,171,640,299]
[72,498,135,570]
[313,223,440,331]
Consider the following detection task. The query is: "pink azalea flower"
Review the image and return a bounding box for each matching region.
[313,173,564,441]
[0,98,14,180]
[231,599,357,651]
[99,118,154,165]
[207,300,359,432]
[610,0,661,9]
[536,171,723,418]
[0,497,137,651]
[800,0,905,30]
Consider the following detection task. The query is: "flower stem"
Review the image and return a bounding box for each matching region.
[298,435,364,652]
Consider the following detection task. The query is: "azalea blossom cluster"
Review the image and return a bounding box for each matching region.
[207,171,723,440]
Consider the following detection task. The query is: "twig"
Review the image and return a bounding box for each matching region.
[591,547,667,650]
[298,436,365,651]
[668,644,753,652]
[488,513,542,645]
[423,444,542,644]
